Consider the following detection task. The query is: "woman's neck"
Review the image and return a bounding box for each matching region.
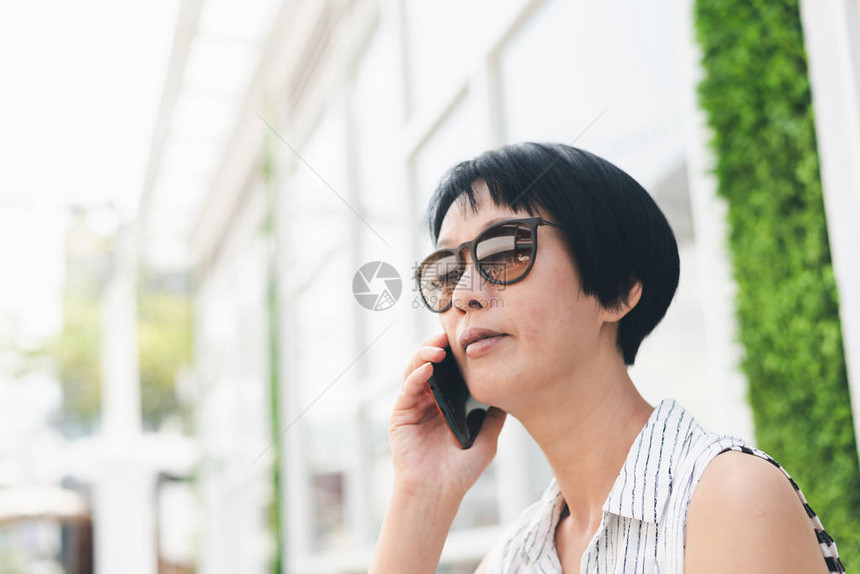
[512,349,654,537]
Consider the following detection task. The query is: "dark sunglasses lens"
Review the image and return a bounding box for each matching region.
[476,223,535,283]
[418,251,462,312]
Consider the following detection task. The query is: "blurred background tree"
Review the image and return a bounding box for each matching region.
[137,277,192,432]
[52,296,102,435]
[36,213,192,436]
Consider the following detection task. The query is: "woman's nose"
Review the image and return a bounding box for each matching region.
[452,250,491,312]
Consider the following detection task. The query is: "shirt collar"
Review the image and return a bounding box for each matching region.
[602,398,686,525]
[519,398,691,564]
[518,475,567,563]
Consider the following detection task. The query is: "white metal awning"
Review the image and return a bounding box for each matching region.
[0,485,89,524]
[138,0,281,271]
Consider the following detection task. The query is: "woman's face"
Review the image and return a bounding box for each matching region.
[435,181,615,413]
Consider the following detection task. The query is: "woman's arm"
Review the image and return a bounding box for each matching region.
[684,450,830,574]
[369,333,506,574]
[369,483,463,574]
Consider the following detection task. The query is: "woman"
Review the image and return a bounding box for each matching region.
[369,143,844,573]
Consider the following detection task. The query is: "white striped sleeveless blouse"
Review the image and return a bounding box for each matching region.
[485,398,845,573]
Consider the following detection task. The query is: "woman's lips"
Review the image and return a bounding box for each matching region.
[465,334,508,358]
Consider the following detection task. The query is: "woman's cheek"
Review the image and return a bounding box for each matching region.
[515,306,550,346]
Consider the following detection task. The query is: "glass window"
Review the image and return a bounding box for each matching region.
[283,105,350,287]
[311,471,348,551]
[403,0,519,115]
[527,432,553,501]
[282,104,357,551]
[498,0,685,191]
[499,0,625,145]
[351,22,405,247]
[349,23,415,392]
[449,463,499,530]
[412,92,483,223]
[292,247,355,423]
[629,160,708,415]
[194,189,272,574]
[196,194,270,461]
[283,103,353,421]
[368,395,395,534]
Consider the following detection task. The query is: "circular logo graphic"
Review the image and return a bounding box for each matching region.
[352,261,402,311]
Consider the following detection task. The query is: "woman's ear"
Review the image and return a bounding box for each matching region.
[601,278,642,323]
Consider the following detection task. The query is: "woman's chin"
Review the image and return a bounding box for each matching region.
[466,376,511,407]
[465,356,525,406]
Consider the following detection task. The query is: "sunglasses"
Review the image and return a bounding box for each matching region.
[415,216,563,313]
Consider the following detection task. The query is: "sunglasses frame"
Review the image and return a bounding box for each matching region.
[415,216,563,313]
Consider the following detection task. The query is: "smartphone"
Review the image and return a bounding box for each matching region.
[428,346,489,449]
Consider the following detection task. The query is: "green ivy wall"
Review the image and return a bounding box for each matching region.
[693,0,860,566]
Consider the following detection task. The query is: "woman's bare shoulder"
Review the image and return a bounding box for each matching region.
[684,450,829,574]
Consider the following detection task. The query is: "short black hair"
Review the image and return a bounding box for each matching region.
[425,142,680,366]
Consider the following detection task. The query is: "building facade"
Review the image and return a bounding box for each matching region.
[137,0,860,572]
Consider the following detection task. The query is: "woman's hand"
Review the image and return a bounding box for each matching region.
[389,331,507,500]
[369,333,506,574]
